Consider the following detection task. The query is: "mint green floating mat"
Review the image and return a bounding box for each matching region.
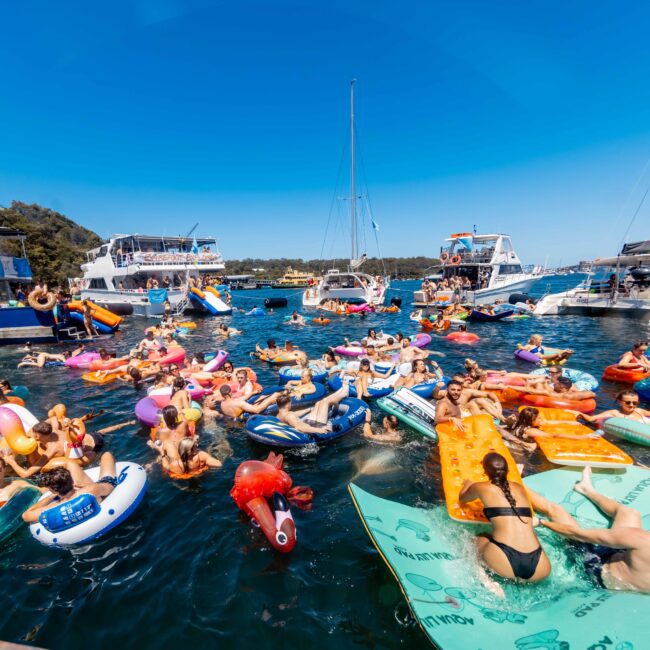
[349,465,650,649]
[0,486,40,545]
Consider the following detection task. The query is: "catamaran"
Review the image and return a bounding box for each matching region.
[413,232,543,307]
[303,80,389,307]
[73,234,230,317]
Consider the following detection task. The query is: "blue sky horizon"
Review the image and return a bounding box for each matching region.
[2,1,650,265]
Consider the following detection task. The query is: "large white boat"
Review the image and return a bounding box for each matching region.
[303,80,389,308]
[533,240,650,320]
[73,234,230,317]
[413,232,542,307]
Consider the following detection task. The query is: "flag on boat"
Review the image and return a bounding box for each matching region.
[457,236,473,251]
[191,236,199,255]
[371,219,380,232]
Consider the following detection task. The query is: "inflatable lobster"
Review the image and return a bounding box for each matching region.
[230,452,312,553]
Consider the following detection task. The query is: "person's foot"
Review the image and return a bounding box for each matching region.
[574,465,593,495]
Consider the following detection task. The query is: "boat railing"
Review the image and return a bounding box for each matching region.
[111,252,224,268]
[442,248,494,264]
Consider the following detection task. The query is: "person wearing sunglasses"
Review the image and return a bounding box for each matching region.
[616,340,650,372]
[579,390,650,424]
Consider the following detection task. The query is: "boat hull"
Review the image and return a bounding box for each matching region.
[0,307,57,345]
[414,277,540,307]
[80,289,186,318]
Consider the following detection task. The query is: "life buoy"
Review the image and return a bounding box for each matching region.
[440,252,449,262]
[450,232,472,239]
[450,255,461,265]
[28,289,57,312]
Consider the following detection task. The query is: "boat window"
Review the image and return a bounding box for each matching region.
[98,245,109,258]
[89,278,107,289]
[499,264,522,274]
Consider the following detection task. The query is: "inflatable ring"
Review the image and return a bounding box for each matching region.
[165,465,210,480]
[28,289,56,312]
[603,417,650,447]
[439,252,449,262]
[312,317,331,325]
[449,255,461,265]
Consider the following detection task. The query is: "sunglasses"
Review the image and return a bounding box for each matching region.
[620,400,639,405]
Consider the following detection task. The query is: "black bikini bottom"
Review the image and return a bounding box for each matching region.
[486,536,543,580]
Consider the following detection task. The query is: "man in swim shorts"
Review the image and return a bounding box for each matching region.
[398,337,430,364]
[528,466,650,593]
[276,383,350,435]
[211,384,277,419]
[579,389,650,424]
[22,452,120,524]
[3,422,66,478]
[435,379,470,430]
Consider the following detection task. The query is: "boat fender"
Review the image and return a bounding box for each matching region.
[39,493,100,532]
[264,297,288,308]
[390,296,402,308]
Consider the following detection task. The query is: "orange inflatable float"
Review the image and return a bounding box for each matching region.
[531,407,633,468]
[602,365,650,384]
[519,393,596,414]
[435,414,528,523]
[230,452,313,553]
[67,300,122,328]
[0,406,37,455]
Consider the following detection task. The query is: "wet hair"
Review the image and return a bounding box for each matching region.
[158,347,168,355]
[33,421,53,436]
[171,376,186,395]
[129,367,143,385]
[367,329,376,337]
[386,337,394,345]
[99,348,109,359]
[482,452,525,523]
[162,405,179,429]
[360,359,371,369]
[154,371,166,383]
[616,389,638,401]
[323,350,336,363]
[458,324,467,332]
[556,377,573,390]
[0,379,11,390]
[632,340,648,351]
[446,379,463,390]
[412,359,426,372]
[384,414,399,429]
[267,339,276,348]
[222,361,234,371]
[39,466,74,495]
[510,407,539,439]
[276,394,292,410]
[178,437,197,474]
[219,384,232,397]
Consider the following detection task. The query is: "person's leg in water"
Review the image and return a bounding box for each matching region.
[308,383,350,424]
[575,466,642,529]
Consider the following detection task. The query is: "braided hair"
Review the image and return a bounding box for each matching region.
[482,452,525,523]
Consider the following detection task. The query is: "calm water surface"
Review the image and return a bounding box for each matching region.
[1,278,649,649]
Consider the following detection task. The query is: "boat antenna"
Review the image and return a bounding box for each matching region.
[350,78,357,266]
[185,222,199,239]
[618,185,650,250]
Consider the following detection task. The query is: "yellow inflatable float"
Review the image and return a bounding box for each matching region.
[532,407,633,468]
[435,414,528,523]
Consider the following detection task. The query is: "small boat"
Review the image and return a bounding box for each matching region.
[467,309,514,322]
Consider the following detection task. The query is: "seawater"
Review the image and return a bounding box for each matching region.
[0,277,648,649]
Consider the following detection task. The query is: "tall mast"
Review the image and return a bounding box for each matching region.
[350,78,357,263]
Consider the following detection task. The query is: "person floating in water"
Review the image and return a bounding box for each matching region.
[530,466,650,593]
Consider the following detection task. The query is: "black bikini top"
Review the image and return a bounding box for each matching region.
[483,506,533,520]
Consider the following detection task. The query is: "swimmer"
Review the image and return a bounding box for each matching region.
[395,358,442,389]
[362,410,402,444]
[398,337,430,364]
[138,330,161,354]
[344,359,388,398]
[0,457,44,506]
[530,466,650,593]
[459,452,550,583]
[151,437,222,476]
[208,384,277,419]
[578,390,650,424]
[286,311,306,326]
[436,378,504,423]
[616,340,650,372]
[255,338,279,359]
[508,376,596,402]
[283,369,317,399]
[520,334,574,363]
[18,351,70,368]
[435,379,469,430]
[275,383,350,435]
[230,368,257,400]
[216,323,241,338]
[169,376,191,413]
[500,407,601,453]
[22,453,120,524]
[3,421,68,478]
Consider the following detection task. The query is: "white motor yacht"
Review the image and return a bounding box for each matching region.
[72,234,230,317]
[533,240,650,320]
[413,232,542,307]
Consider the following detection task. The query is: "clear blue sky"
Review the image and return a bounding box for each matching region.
[2,1,650,265]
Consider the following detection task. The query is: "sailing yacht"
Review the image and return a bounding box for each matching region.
[303,80,389,307]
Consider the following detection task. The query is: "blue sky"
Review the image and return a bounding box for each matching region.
[2,1,650,265]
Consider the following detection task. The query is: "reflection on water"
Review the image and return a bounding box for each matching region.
[0,278,648,649]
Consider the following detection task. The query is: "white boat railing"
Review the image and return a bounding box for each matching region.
[112,252,224,268]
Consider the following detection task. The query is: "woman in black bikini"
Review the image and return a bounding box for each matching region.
[459,452,550,582]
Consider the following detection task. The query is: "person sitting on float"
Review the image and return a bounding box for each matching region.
[616,340,650,372]
[578,390,650,424]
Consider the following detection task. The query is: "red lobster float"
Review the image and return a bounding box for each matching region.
[230,452,312,553]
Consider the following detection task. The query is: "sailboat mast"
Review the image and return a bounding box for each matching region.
[350,78,357,263]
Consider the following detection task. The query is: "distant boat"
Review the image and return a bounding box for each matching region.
[274,267,319,289]
[303,80,389,307]
[413,232,542,307]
